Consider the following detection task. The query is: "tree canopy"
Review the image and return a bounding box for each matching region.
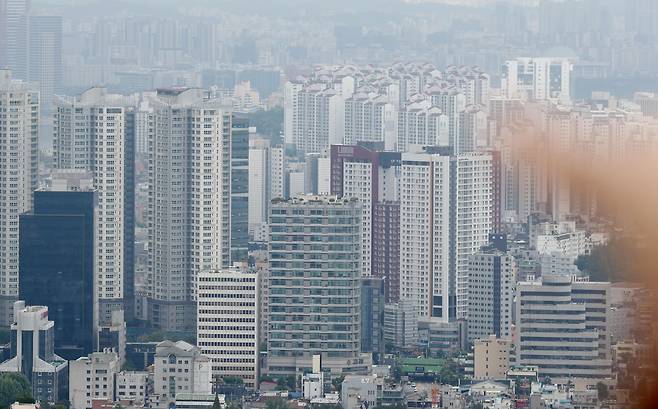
[0,372,33,408]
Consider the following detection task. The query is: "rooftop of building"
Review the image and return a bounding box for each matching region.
[271,195,359,206]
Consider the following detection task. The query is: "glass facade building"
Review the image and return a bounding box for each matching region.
[19,190,96,359]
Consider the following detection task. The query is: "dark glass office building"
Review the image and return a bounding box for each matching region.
[19,190,96,360]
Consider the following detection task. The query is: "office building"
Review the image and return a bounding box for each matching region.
[146,88,234,331]
[53,87,136,323]
[473,335,511,380]
[466,236,516,342]
[0,301,68,404]
[417,319,468,355]
[69,350,120,409]
[0,70,38,326]
[267,196,368,376]
[399,149,492,323]
[515,274,611,380]
[153,340,212,407]
[197,269,260,389]
[383,300,418,351]
[19,187,96,360]
[361,278,385,363]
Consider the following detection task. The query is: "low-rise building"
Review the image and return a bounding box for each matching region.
[341,375,383,409]
[116,371,149,405]
[473,336,511,381]
[153,341,212,407]
[69,350,120,409]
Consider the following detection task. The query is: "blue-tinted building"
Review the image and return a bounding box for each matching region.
[231,115,249,264]
[361,277,385,363]
[19,190,96,360]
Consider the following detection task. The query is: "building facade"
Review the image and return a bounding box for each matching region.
[19,189,96,360]
[146,89,235,331]
[515,274,611,380]
[153,340,212,406]
[0,301,68,404]
[53,87,136,323]
[197,269,260,389]
[0,70,38,326]
[267,196,367,376]
[466,237,516,343]
[69,350,120,409]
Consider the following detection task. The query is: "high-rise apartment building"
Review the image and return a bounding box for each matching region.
[285,82,346,153]
[396,100,448,152]
[267,196,368,376]
[19,187,96,360]
[330,145,401,282]
[502,58,572,104]
[0,69,38,326]
[466,235,516,343]
[344,93,396,148]
[515,274,611,380]
[53,87,136,323]
[146,88,236,331]
[197,269,260,389]
[399,148,492,323]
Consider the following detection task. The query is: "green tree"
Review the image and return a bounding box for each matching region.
[222,376,244,385]
[596,382,609,401]
[212,395,223,409]
[226,401,242,409]
[266,397,291,409]
[331,375,345,391]
[0,372,33,407]
[246,107,283,140]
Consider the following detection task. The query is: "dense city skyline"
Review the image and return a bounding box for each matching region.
[0,0,657,408]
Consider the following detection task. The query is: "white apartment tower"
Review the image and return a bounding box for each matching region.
[397,100,449,152]
[285,82,345,153]
[146,88,233,331]
[0,70,38,325]
[53,87,136,323]
[197,269,260,389]
[399,149,492,323]
[344,93,396,148]
[502,58,572,104]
